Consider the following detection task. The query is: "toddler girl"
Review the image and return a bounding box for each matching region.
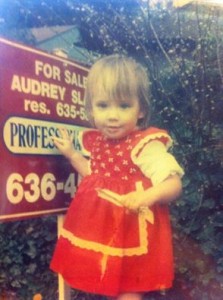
[50,55,184,300]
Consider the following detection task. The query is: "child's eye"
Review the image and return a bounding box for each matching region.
[120,103,131,109]
[96,101,108,108]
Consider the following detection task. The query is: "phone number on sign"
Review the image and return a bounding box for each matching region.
[6,172,76,204]
[56,103,88,121]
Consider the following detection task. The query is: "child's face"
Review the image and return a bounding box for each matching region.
[91,95,144,139]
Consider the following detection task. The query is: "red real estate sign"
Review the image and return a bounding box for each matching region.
[0,38,90,221]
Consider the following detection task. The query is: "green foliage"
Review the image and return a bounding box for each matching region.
[0,1,223,299]
[0,217,58,299]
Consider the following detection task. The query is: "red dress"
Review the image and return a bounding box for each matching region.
[50,127,174,296]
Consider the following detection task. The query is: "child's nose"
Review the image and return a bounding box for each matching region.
[107,107,119,119]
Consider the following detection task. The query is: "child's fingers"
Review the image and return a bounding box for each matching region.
[59,128,69,139]
[58,128,74,141]
[121,195,139,212]
[52,136,61,142]
[52,139,65,151]
[51,136,66,145]
[51,129,74,143]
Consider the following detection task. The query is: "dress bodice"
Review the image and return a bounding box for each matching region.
[82,127,171,186]
[90,132,142,182]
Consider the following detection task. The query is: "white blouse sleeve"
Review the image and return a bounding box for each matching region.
[134,140,184,186]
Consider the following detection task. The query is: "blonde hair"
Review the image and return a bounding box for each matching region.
[85,55,151,128]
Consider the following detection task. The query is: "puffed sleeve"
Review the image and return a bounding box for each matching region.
[78,129,99,157]
[77,129,100,174]
[133,140,184,186]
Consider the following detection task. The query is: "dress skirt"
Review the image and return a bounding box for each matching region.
[50,174,174,296]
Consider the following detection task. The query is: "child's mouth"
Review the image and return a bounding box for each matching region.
[107,126,121,133]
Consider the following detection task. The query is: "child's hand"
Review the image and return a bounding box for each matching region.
[122,175,182,211]
[121,189,157,212]
[96,188,154,223]
[96,188,143,212]
[121,191,146,212]
[52,128,75,160]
